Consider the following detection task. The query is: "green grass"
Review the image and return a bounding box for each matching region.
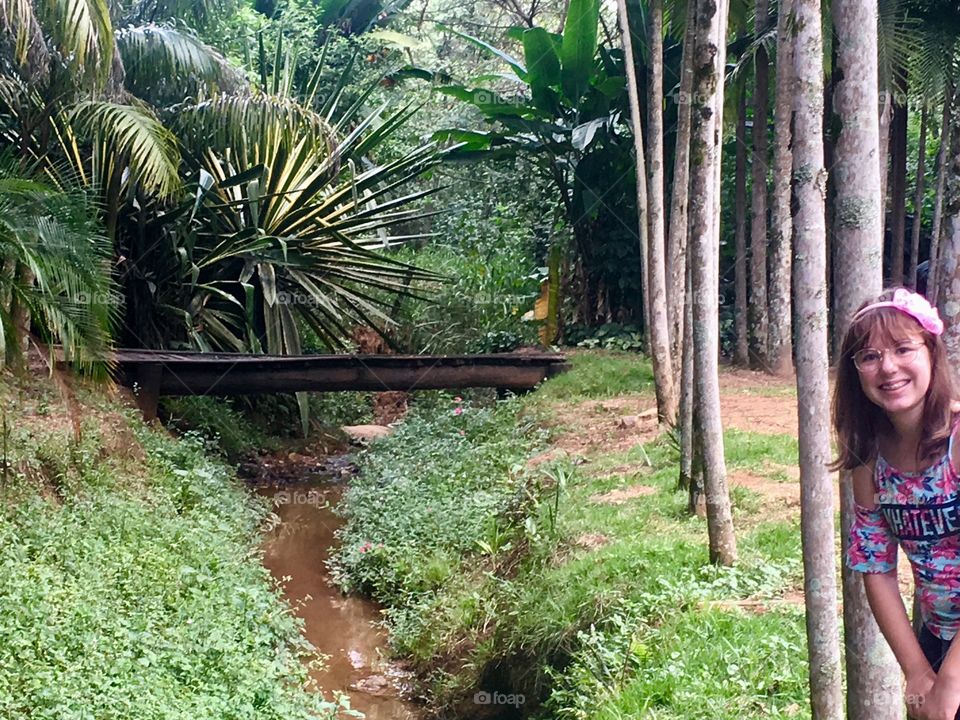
[331,354,810,719]
[532,350,655,401]
[0,379,346,720]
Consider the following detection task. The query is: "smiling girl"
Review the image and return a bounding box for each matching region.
[835,287,960,720]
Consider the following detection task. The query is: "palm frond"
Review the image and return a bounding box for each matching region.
[116,24,245,100]
[41,0,114,85]
[68,99,181,199]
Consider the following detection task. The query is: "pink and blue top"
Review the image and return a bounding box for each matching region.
[847,434,960,640]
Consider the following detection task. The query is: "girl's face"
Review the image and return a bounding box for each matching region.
[856,326,932,421]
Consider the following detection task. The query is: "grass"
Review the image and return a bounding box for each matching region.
[0,374,346,720]
[331,351,812,719]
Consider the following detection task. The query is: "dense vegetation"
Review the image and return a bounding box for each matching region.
[331,354,810,719]
[0,377,348,719]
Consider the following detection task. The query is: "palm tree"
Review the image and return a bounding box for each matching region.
[0,158,115,369]
[0,0,442,355]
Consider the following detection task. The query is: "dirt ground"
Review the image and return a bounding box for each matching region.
[544,364,915,611]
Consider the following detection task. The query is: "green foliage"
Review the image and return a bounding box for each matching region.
[0,160,116,369]
[531,350,655,400]
[331,353,809,717]
[0,398,346,719]
[565,323,645,352]
[160,396,279,460]
[329,395,546,605]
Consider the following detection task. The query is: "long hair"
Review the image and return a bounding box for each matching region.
[831,290,957,471]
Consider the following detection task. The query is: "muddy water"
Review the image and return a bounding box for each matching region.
[260,480,423,720]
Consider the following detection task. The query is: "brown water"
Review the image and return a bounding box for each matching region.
[260,480,423,720]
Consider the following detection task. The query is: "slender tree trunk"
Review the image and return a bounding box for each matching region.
[879,92,892,238]
[735,83,750,366]
[890,68,908,284]
[688,0,736,566]
[9,263,33,366]
[647,0,678,423]
[666,0,696,368]
[791,0,843,715]
[909,103,928,289]
[930,85,953,305]
[831,0,902,713]
[619,0,676,425]
[767,0,794,376]
[939,98,960,380]
[749,0,770,368]
[680,256,695,495]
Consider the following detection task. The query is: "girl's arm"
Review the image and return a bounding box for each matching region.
[852,466,935,702]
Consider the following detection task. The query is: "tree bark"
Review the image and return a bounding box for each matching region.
[647,0,678,424]
[9,263,33,367]
[688,0,736,566]
[791,0,843,714]
[666,0,696,368]
[879,92,892,239]
[749,0,770,369]
[939,97,960,381]
[618,0,676,425]
[889,67,908,284]
[680,255,695,495]
[930,85,953,305]
[909,102,928,289]
[767,0,793,376]
[831,0,902,713]
[735,82,750,366]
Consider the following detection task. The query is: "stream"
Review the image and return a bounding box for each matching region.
[259,471,423,720]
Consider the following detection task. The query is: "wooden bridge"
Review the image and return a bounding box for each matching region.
[110,349,570,419]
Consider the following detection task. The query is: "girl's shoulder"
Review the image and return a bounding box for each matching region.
[851,462,879,508]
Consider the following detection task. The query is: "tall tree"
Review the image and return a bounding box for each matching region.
[940,96,960,379]
[767,0,793,376]
[791,0,843,714]
[749,0,770,368]
[831,0,902,714]
[688,0,736,566]
[666,0,696,366]
[889,66,908,283]
[734,83,750,366]
[618,0,676,424]
[647,0,678,423]
[909,102,928,288]
[930,84,954,305]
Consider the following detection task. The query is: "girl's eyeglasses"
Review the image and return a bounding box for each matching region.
[852,341,926,373]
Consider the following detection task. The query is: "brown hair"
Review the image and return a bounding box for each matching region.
[831,288,958,471]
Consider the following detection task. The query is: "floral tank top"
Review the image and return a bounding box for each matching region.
[846,432,960,640]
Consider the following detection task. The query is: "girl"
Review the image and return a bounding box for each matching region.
[837,287,960,720]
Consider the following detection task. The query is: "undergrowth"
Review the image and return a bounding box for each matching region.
[0,375,349,720]
[331,352,811,719]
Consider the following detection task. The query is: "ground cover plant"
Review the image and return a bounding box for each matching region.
[330,351,812,718]
[0,373,348,719]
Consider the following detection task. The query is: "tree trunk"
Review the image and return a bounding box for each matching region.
[889,68,908,284]
[767,0,794,376]
[618,0,676,425]
[680,255,695,494]
[939,98,960,381]
[909,103,928,289]
[735,83,750,366]
[688,0,736,566]
[9,263,33,367]
[879,92,892,237]
[749,0,770,369]
[930,85,953,305]
[666,0,696,368]
[831,0,902,713]
[791,0,844,715]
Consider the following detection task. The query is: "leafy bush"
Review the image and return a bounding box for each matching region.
[330,395,546,607]
[565,323,645,352]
